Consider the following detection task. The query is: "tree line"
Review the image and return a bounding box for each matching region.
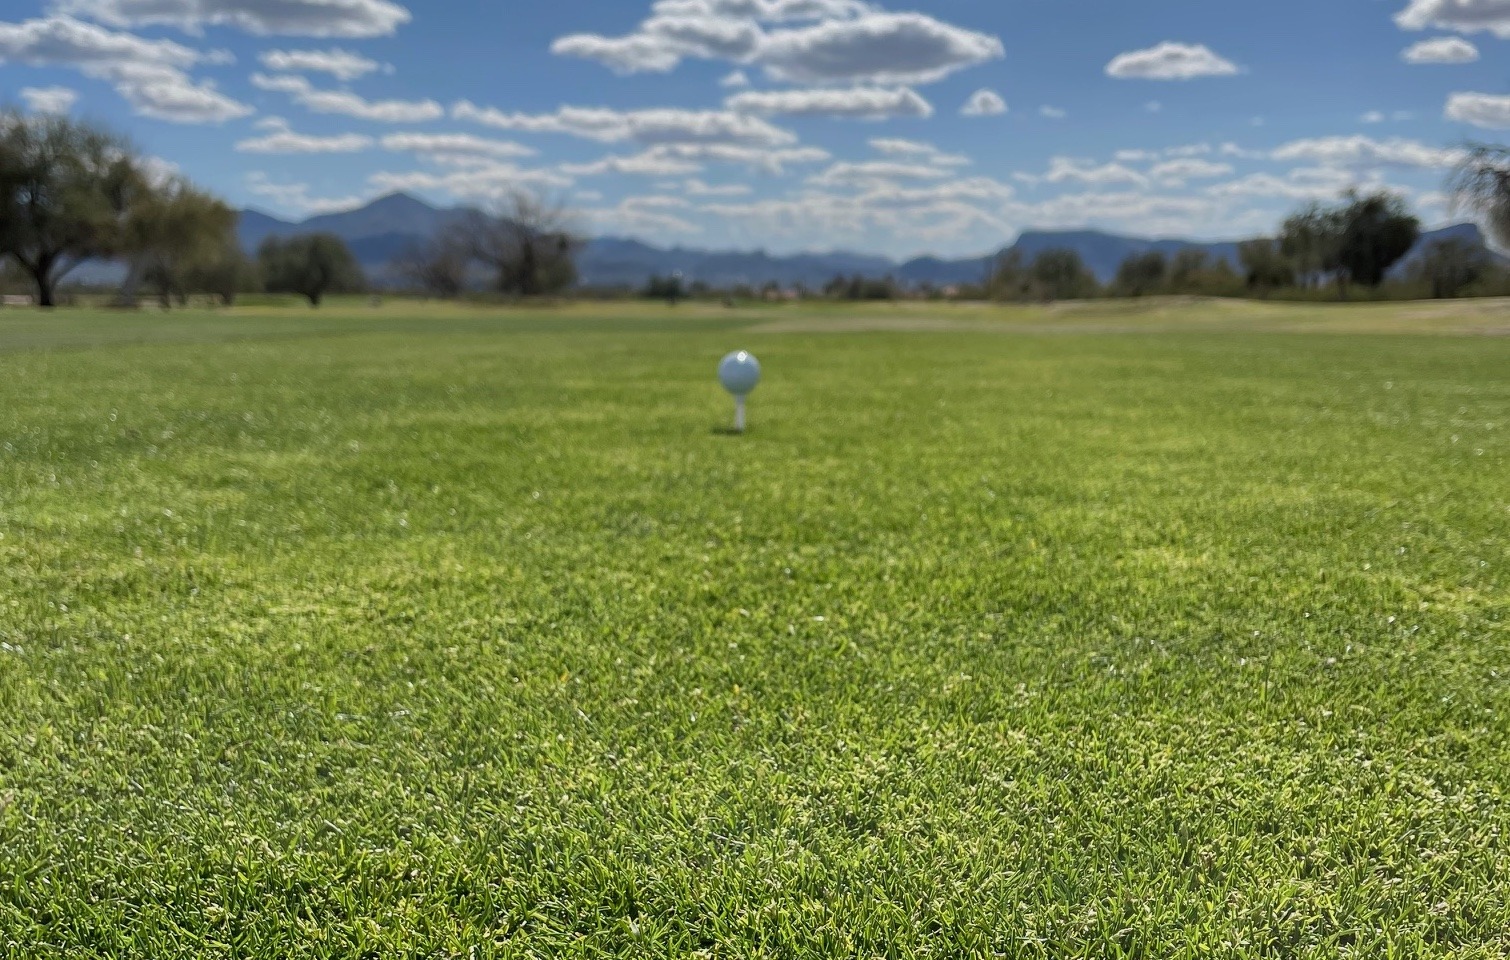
[6,111,1510,308]
[984,188,1509,304]
[1,112,580,308]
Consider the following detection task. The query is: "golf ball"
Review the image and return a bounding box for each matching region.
[719,351,762,396]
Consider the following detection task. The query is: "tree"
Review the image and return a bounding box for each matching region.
[1031,249,1098,301]
[1411,237,1490,299]
[1449,144,1510,248]
[391,230,469,298]
[1334,191,1419,291]
[461,192,582,297]
[988,249,1033,301]
[1238,239,1293,296]
[258,233,366,307]
[0,112,149,307]
[643,273,686,304]
[126,176,238,308]
[1279,203,1344,289]
[185,242,257,307]
[1278,192,1419,297]
[1166,249,1209,293]
[1113,251,1167,297]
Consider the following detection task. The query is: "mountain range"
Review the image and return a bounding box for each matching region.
[239,192,1503,289]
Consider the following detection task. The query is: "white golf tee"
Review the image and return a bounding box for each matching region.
[734,396,747,433]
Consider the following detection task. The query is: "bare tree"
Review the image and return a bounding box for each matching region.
[1449,144,1510,248]
[461,192,583,297]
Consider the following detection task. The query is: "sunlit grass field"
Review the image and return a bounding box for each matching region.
[1,299,1508,957]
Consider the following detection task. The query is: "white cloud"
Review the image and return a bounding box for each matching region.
[1044,157,1148,187]
[19,85,78,113]
[1271,134,1466,168]
[868,137,969,165]
[0,15,250,122]
[553,6,1003,87]
[1402,36,1480,62]
[657,143,830,173]
[586,195,703,236]
[961,88,1006,116]
[1149,157,1234,186]
[53,0,411,37]
[1204,167,1377,202]
[1106,42,1239,80]
[698,189,1010,251]
[235,117,372,152]
[1446,91,1510,128]
[1004,190,1236,237]
[453,100,797,147]
[246,172,371,213]
[807,159,951,187]
[1361,110,1387,124]
[757,13,1004,85]
[367,163,574,202]
[1396,0,1510,38]
[651,0,873,22]
[726,86,932,119]
[562,151,706,177]
[720,69,751,87]
[1144,100,1163,113]
[252,72,442,122]
[258,47,382,80]
[380,132,536,160]
[684,178,752,196]
[1039,105,1066,119]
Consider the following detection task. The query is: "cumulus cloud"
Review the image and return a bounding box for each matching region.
[1446,91,1510,128]
[726,86,932,119]
[561,151,706,177]
[235,116,372,152]
[650,142,830,173]
[684,178,752,196]
[1043,157,1148,187]
[1204,168,1377,202]
[246,171,372,213]
[452,100,797,147]
[1396,0,1510,38]
[0,15,250,121]
[380,132,536,160]
[961,88,1006,116]
[1039,105,1066,119]
[1402,36,1480,62]
[585,194,704,236]
[19,84,78,113]
[807,159,951,187]
[53,0,411,37]
[757,13,1004,85]
[252,72,442,121]
[552,4,1003,86]
[1149,157,1233,186]
[367,163,574,202]
[1271,134,1466,168]
[868,137,968,165]
[720,69,751,87]
[258,47,382,80]
[1106,42,1240,80]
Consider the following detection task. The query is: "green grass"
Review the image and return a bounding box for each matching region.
[1,301,1507,958]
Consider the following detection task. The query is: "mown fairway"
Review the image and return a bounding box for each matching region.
[1,301,1508,958]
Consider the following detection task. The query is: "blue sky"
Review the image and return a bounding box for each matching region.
[2,0,1508,257]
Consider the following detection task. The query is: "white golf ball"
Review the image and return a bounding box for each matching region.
[719,351,762,396]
